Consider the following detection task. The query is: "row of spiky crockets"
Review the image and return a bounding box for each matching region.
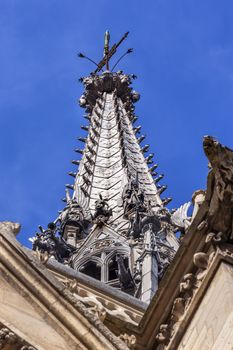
[63,72,171,218]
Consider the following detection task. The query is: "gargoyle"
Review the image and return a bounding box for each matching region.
[203,136,233,239]
[93,194,112,225]
[32,222,75,263]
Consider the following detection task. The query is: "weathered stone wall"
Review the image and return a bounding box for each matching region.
[0,272,75,350]
[178,262,233,350]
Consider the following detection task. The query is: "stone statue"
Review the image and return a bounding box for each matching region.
[116,255,135,293]
[203,136,233,239]
[122,174,145,218]
[32,222,75,263]
[59,199,89,240]
[93,194,112,225]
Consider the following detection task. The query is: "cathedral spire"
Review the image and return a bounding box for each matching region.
[74,70,167,233]
[33,33,180,303]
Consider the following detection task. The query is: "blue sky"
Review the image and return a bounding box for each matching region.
[0,0,233,246]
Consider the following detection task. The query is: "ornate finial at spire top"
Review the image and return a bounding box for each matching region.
[95,31,130,73]
[78,31,131,73]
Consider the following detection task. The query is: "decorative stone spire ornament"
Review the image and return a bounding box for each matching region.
[32,32,184,303]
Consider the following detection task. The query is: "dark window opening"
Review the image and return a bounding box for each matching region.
[80,261,101,280]
[108,255,129,281]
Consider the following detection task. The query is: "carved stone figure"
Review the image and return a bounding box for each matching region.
[88,304,107,322]
[203,136,233,239]
[179,273,197,308]
[32,222,75,263]
[205,231,228,247]
[122,175,145,217]
[119,333,136,349]
[116,255,135,293]
[155,324,170,344]
[93,194,112,225]
[140,203,162,234]
[59,199,89,239]
[171,297,185,323]
[122,175,148,238]
[128,209,142,239]
[193,252,213,283]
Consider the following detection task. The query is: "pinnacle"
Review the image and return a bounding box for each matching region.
[137,135,146,143]
[141,144,150,153]
[71,160,80,165]
[149,164,158,172]
[162,197,172,205]
[145,154,154,164]
[157,185,167,195]
[133,125,141,134]
[65,184,74,190]
[154,174,164,183]
[78,137,86,143]
[84,114,91,121]
[74,148,83,155]
[68,172,77,178]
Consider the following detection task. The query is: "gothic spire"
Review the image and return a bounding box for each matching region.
[33,32,180,303]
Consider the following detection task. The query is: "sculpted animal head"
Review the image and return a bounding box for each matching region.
[203,135,233,172]
[203,136,221,167]
[203,136,233,210]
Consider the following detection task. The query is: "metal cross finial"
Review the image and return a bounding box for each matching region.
[95,31,129,73]
[78,31,132,74]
